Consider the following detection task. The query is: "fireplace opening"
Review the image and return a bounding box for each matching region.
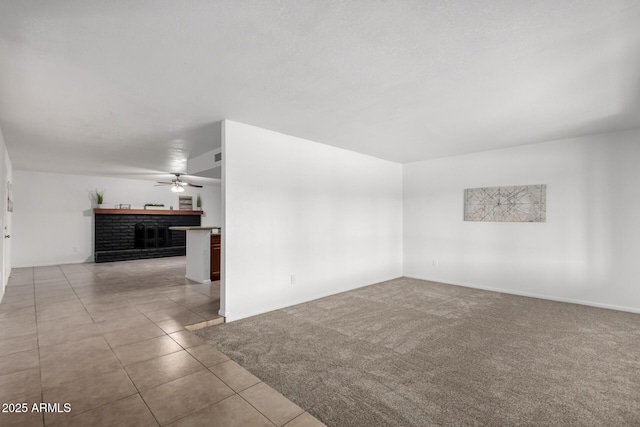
[134,224,172,249]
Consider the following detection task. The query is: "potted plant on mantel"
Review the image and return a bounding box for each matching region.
[93,189,105,208]
[144,203,165,210]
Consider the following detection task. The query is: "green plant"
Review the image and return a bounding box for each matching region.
[93,189,105,204]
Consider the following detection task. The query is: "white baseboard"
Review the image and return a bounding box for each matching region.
[185,276,211,284]
[403,275,640,314]
[13,260,87,268]
[223,273,402,322]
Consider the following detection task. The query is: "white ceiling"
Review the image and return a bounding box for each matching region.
[1,0,639,182]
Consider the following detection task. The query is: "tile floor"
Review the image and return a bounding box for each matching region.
[0,257,324,427]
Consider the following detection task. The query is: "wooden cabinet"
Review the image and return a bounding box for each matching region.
[210,234,221,281]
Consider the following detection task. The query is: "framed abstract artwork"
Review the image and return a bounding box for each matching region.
[464,184,546,222]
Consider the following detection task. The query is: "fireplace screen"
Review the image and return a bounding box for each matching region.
[134,224,172,249]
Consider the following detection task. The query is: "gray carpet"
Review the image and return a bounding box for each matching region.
[196,278,640,426]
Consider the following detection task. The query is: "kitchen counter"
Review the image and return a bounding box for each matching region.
[168,227,220,283]
[168,226,215,231]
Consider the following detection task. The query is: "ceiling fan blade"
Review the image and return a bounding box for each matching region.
[156,174,202,189]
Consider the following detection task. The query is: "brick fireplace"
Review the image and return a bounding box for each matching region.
[93,208,202,262]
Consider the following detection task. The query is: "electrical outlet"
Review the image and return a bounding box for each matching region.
[432,259,439,268]
[73,247,79,253]
[290,274,296,285]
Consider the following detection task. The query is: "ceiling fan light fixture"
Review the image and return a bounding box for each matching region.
[157,173,203,190]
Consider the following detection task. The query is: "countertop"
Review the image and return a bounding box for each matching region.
[168,226,217,231]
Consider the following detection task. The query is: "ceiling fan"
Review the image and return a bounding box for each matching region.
[156,173,203,192]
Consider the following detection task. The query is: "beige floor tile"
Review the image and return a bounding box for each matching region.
[0,393,44,427]
[34,297,79,307]
[43,368,137,424]
[0,297,35,311]
[34,292,76,303]
[82,301,129,314]
[180,293,212,305]
[36,306,88,323]
[141,371,234,425]
[34,280,73,288]
[135,299,183,314]
[96,314,156,334]
[125,350,205,391]
[37,322,102,348]
[154,319,186,334]
[0,333,38,357]
[183,319,216,332]
[144,306,192,322]
[283,412,327,427]
[209,360,261,392]
[5,280,35,286]
[36,313,95,332]
[39,335,111,360]
[103,322,165,348]
[89,306,142,323]
[34,282,74,290]
[35,293,79,306]
[1,296,34,305]
[169,395,274,427]
[47,394,158,427]
[124,295,169,307]
[0,304,34,316]
[38,311,93,326]
[0,316,38,339]
[0,306,36,321]
[240,382,304,426]
[40,338,121,389]
[3,286,32,292]
[74,297,111,307]
[3,287,35,297]
[195,309,222,321]
[114,335,182,366]
[34,290,79,301]
[0,348,40,376]
[185,344,229,367]
[0,302,35,314]
[0,259,228,426]
[33,277,67,285]
[40,354,122,389]
[0,368,41,402]
[161,310,206,327]
[2,290,33,297]
[169,331,204,349]
[0,311,36,326]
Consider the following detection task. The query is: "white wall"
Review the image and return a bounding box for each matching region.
[0,125,13,296]
[403,129,640,312]
[223,120,403,321]
[12,171,221,267]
